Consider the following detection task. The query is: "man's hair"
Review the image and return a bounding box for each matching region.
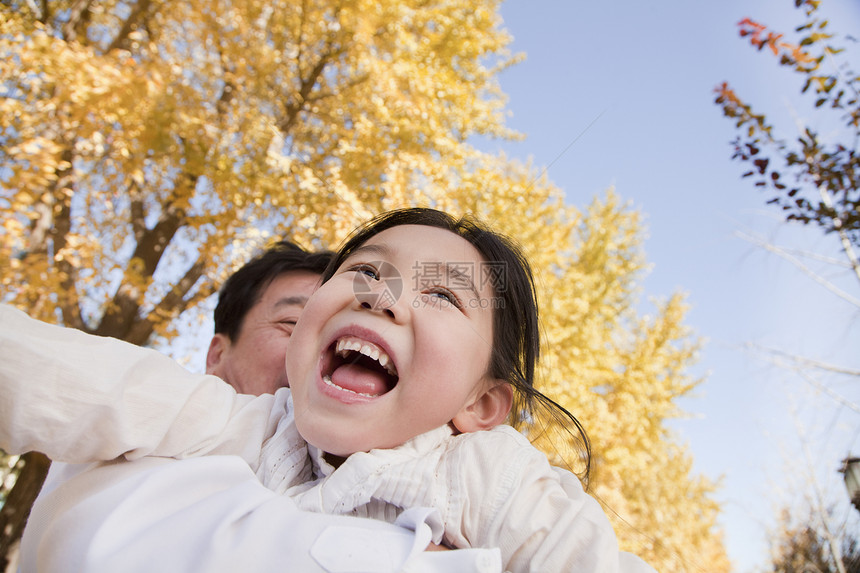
[213,241,334,341]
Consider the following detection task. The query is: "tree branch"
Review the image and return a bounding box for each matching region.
[735,229,860,308]
[22,0,41,20]
[743,342,860,378]
[819,184,860,284]
[278,1,346,135]
[123,255,211,346]
[129,179,146,243]
[95,174,196,340]
[0,453,50,571]
[279,53,334,134]
[61,0,95,44]
[22,143,87,331]
[50,146,87,331]
[743,342,860,415]
[105,0,154,54]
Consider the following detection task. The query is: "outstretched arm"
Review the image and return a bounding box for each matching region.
[23,457,501,573]
[0,304,280,465]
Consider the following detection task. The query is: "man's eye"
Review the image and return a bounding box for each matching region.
[348,263,379,280]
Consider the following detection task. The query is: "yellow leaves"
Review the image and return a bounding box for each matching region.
[509,189,726,571]
[0,3,726,567]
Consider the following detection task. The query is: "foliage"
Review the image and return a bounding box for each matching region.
[715,3,860,571]
[526,191,728,571]
[0,0,519,339]
[0,1,726,570]
[0,454,20,506]
[768,505,860,572]
[714,0,860,250]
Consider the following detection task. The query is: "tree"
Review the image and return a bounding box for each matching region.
[714,0,860,278]
[526,190,728,571]
[769,512,860,572]
[715,1,860,570]
[0,0,517,563]
[1,1,727,570]
[767,498,860,572]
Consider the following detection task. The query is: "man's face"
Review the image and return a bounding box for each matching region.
[206,270,321,395]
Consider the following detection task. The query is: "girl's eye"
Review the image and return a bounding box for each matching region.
[425,287,463,309]
[347,263,379,280]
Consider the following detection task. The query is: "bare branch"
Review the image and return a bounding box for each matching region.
[743,343,860,378]
[796,369,860,415]
[819,184,860,284]
[744,343,860,413]
[735,230,860,308]
[796,426,849,573]
[764,247,856,269]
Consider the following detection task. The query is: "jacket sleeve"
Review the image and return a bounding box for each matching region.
[22,457,502,573]
[455,427,656,573]
[0,303,283,466]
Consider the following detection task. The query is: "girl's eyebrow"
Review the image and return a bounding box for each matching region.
[345,243,392,260]
[445,263,481,301]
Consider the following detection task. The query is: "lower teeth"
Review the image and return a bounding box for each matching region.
[322,374,377,398]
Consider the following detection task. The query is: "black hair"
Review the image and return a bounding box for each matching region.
[323,208,591,479]
[214,241,334,341]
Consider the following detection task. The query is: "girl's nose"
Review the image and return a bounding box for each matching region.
[352,261,406,321]
[359,300,397,320]
[354,278,406,322]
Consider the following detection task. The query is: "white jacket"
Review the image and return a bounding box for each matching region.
[0,304,655,572]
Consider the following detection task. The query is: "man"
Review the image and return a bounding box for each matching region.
[11,242,498,572]
[206,241,333,394]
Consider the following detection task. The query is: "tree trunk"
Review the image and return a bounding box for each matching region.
[0,453,51,571]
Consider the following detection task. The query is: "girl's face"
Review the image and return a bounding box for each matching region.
[286,224,500,457]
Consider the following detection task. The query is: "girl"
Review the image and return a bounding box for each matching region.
[0,208,654,572]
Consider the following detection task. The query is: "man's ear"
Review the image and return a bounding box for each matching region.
[205,334,229,375]
[451,381,513,434]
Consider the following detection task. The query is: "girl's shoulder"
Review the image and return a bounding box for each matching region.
[456,424,532,445]
[447,425,550,468]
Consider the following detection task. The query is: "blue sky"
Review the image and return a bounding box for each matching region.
[488,1,860,571]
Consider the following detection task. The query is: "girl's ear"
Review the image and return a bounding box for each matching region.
[452,380,513,433]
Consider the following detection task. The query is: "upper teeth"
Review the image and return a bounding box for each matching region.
[335,337,397,376]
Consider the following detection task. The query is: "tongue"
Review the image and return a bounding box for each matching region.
[330,363,390,396]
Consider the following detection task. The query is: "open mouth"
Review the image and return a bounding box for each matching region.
[320,336,399,398]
